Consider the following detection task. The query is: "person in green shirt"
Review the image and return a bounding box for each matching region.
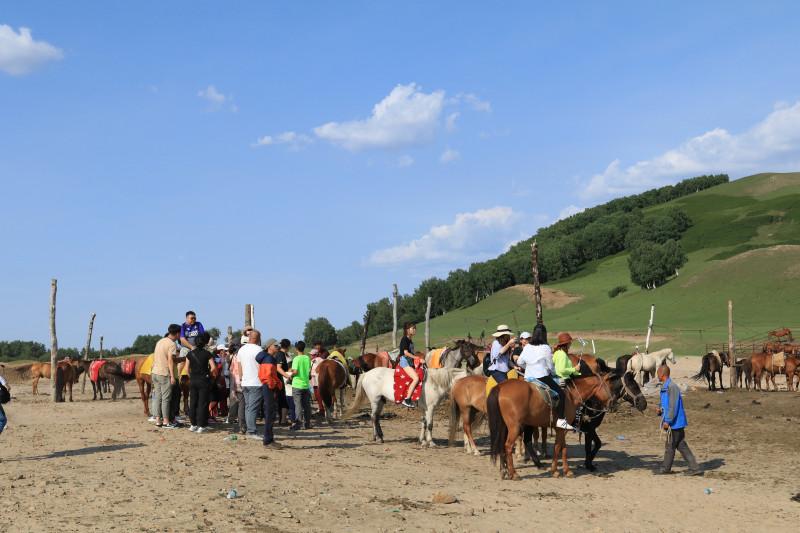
[552,332,581,430]
[553,332,581,382]
[287,340,312,430]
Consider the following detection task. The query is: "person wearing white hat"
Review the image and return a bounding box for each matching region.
[489,324,517,384]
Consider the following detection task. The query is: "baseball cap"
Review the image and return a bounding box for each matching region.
[519,332,532,339]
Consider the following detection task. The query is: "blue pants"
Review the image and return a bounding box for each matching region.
[0,405,6,434]
[261,385,276,444]
[243,386,262,435]
[491,370,508,384]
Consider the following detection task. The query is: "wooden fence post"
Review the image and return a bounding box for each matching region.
[360,310,371,356]
[392,284,399,349]
[728,300,735,388]
[99,336,104,358]
[531,241,544,324]
[244,304,253,329]
[425,297,432,351]
[226,326,233,346]
[49,279,58,402]
[644,304,655,353]
[80,312,96,394]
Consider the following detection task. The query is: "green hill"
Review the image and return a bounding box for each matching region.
[347,173,800,358]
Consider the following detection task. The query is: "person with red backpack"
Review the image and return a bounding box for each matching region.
[256,338,291,448]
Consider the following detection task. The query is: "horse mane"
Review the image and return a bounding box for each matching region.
[427,367,467,389]
[595,357,611,373]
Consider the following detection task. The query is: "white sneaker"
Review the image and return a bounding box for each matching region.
[196,427,209,434]
[148,416,158,423]
[189,425,198,432]
[556,419,575,431]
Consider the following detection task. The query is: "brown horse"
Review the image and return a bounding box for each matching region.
[734,358,753,390]
[78,360,124,400]
[568,353,611,375]
[691,351,730,391]
[133,356,154,416]
[27,360,83,397]
[487,373,614,480]
[316,359,349,423]
[349,352,395,386]
[750,352,799,391]
[54,361,83,402]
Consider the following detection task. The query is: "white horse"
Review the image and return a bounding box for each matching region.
[627,348,676,384]
[345,366,468,447]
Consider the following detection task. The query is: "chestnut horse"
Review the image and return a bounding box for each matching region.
[734,358,753,390]
[53,361,83,402]
[750,352,799,391]
[691,351,730,391]
[316,358,349,423]
[487,373,614,479]
[27,361,82,396]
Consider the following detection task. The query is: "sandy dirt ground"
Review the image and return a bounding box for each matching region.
[1,357,799,532]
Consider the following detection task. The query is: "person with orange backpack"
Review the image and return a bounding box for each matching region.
[256,338,291,448]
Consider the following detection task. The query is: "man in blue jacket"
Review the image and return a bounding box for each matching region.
[656,365,702,475]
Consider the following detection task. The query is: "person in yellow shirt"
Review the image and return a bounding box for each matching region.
[552,332,581,430]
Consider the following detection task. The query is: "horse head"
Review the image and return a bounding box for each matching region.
[666,349,676,364]
[614,371,646,412]
[455,339,481,370]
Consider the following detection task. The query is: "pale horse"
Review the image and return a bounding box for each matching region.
[344,367,468,447]
[627,348,676,384]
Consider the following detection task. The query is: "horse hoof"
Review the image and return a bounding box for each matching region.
[511,473,521,481]
[565,470,574,478]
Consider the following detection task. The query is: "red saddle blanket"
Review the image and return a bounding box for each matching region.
[121,359,135,376]
[90,360,107,382]
[394,365,424,403]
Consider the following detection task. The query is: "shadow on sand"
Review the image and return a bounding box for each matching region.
[8,442,145,462]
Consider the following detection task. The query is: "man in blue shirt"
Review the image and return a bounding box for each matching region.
[656,365,701,475]
[180,311,206,351]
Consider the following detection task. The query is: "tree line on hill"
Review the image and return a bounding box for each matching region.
[304,174,728,347]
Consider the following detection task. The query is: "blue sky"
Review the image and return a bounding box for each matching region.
[2,1,800,348]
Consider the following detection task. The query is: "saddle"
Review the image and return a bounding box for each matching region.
[121,359,136,376]
[428,348,448,369]
[484,370,519,398]
[332,358,349,389]
[393,364,425,403]
[526,378,560,410]
[771,351,786,369]
[89,360,107,382]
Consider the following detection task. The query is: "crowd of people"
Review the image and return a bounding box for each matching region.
[147,310,346,448]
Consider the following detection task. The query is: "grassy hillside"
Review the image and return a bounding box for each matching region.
[347,173,800,358]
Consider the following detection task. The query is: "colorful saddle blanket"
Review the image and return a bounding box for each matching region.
[90,360,107,382]
[121,359,136,376]
[427,348,448,369]
[394,365,425,403]
[484,369,519,397]
[140,354,154,376]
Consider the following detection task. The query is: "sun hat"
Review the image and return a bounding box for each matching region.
[519,332,532,340]
[264,338,279,348]
[556,332,573,346]
[492,324,514,338]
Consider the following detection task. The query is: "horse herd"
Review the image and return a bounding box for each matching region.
[691,349,800,392]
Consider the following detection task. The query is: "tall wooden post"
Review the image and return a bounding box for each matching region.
[425,297,432,351]
[728,300,735,388]
[226,326,233,345]
[392,284,399,349]
[644,304,655,353]
[360,310,371,356]
[80,312,96,393]
[49,279,58,401]
[99,336,104,358]
[531,241,543,324]
[244,304,253,329]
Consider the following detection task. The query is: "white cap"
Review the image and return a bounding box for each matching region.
[216,344,227,352]
[519,332,532,339]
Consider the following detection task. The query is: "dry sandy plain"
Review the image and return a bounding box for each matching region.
[1,357,798,532]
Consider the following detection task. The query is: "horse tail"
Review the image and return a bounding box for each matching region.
[318,371,334,412]
[691,355,710,381]
[343,376,367,420]
[10,363,33,380]
[487,386,507,466]
[447,396,460,445]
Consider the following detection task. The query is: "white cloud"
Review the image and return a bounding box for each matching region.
[452,93,492,112]
[198,85,237,112]
[0,25,62,76]
[397,155,414,167]
[445,112,460,132]
[252,131,313,150]
[314,83,445,151]
[557,205,585,220]
[368,207,540,267]
[440,148,460,164]
[582,100,800,199]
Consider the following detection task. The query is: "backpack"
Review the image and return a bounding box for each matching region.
[482,353,492,377]
[0,383,10,404]
[258,363,283,390]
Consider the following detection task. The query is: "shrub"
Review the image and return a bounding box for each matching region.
[608,285,627,298]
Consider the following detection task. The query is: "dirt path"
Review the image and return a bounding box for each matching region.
[1,358,799,532]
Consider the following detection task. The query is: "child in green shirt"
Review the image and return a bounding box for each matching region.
[287,341,312,430]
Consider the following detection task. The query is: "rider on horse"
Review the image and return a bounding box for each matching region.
[488,325,517,384]
[553,331,581,429]
[398,322,421,408]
